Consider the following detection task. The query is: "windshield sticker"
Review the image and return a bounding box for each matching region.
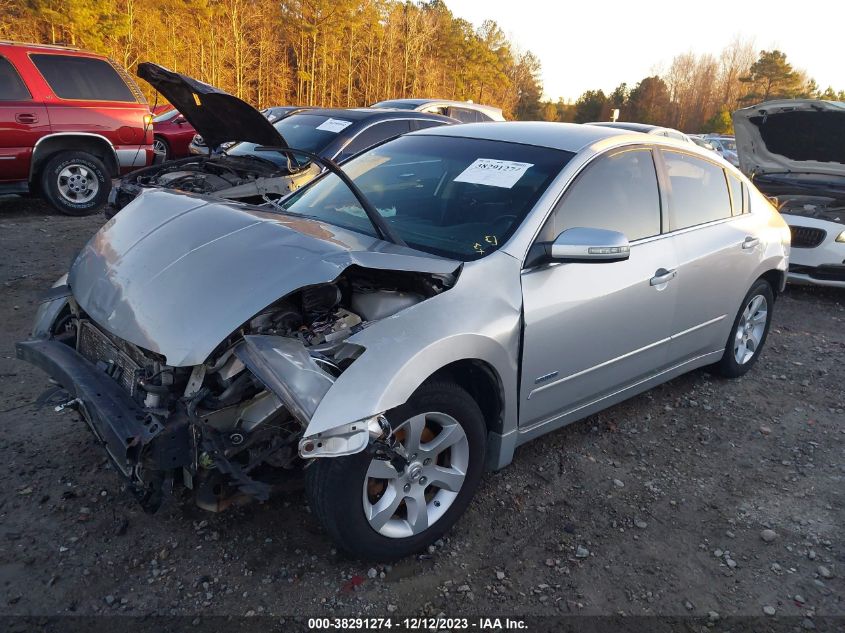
[316,118,353,133]
[454,158,533,189]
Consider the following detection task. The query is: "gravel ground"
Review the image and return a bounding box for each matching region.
[0,196,842,626]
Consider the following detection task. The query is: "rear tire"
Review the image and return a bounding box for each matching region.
[40,151,110,216]
[305,381,486,561]
[712,279,774,378]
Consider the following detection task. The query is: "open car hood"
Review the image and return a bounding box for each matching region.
[733,100,845,179]
[137,63,287,150]
[67,190,458,367]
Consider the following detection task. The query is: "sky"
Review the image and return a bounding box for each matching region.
[445,0,842,102]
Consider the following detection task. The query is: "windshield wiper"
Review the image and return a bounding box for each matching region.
[255,146,406,247]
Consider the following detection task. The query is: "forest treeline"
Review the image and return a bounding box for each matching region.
[538,42,845,133]
[1,0,544,118]
[1,0,841,131]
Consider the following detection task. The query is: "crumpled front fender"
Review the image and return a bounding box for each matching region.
[302,252,523,447]
[227,252,523,460]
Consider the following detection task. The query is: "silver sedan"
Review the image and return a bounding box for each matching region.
[19,122,790,560]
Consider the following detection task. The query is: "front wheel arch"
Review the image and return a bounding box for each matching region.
[305,380,487,560]
[759,269,785,297]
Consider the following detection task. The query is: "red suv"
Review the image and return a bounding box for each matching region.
[0,41,154,215]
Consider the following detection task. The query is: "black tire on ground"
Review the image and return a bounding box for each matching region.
[712,279,774,378]
[305,381,486,561]
[40,151,111,216]
[153,136,171,161]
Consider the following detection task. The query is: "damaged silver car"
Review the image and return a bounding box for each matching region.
[107,64,455,215]
[19,122,789,560]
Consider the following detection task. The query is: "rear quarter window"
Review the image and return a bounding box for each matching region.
[30,54,137,102]
[663,150,732,230]
[727,173,746,215]
[0,56,31,100]
[448,107,486,123]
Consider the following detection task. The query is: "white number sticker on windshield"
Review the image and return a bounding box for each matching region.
[454,158,533,189]
[316,118,353,133]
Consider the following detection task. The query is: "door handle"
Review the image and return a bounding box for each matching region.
[650,268,677,286]
[742,236,760,250]
[15,113,38,124]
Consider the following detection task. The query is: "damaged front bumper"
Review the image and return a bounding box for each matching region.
[15,339,190,478]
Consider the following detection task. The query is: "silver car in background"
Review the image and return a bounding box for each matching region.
[370,98,505,122]
[18,122,789,560]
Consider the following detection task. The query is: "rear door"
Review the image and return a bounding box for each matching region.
[0,55,50,185]
[28,53,150,172]
[519,147,678,429]
[658,149,756,362]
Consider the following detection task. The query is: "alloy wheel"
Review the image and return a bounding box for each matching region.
[57,164,99,204]
[734,294,768,364]
[362,412,469,538]
[153,138,168,158]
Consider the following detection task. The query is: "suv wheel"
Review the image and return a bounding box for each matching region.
[713,279,774,378]
[41,151,111,216]
[305,381,486,561]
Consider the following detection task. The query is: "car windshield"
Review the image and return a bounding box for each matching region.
[153,109,177,123]
[226,113,357,167]
[277,134,573,261]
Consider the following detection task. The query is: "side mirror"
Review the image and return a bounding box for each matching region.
[173,116,186,125]
[549,227,630,262]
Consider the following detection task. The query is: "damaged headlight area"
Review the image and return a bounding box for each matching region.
[18,267,452,514]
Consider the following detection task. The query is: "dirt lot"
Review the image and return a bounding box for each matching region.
[0,196,842,626]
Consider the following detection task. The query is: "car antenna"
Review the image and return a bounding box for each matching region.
[254,145,407,247]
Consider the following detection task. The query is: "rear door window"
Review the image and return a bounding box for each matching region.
[547,148,662,241]
[0,56,31,100]
[662,150,732,229]
[30,54,136,102]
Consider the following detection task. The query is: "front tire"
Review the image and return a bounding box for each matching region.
[305,381,486,561]
[712,279,774,378]
[40,151,111,216]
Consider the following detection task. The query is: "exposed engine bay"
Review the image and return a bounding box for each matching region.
[45,267,453,513]
[109,154,320,214]
[774,195,844,223]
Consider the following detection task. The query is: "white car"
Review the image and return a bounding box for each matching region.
[587,121,696,144]
[734,99,845,288]
[370,98,505,122]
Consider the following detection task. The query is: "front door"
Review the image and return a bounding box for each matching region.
[519,147,677,429]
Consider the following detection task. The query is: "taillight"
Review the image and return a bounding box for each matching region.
[143,113,153,127]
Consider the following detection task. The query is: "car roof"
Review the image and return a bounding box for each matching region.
[412,121,632,153]
[372,98,503,116]
[282,107,456,124]
[0,40,105,57]
[586,121,664,133]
